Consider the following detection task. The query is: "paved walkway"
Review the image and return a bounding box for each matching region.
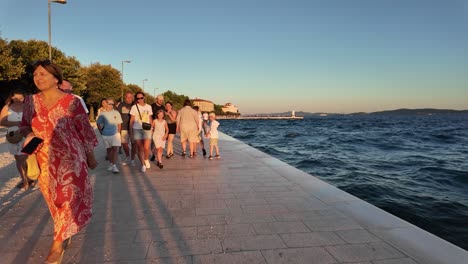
[0,130,467,264]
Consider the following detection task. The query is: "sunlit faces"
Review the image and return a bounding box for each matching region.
[61,80,73,93]
[124,93,133,103]
[106,100,115,110]
[33,65,59,91]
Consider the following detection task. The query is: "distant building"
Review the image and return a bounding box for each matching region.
[222,103,239,114]
[192,98,214,112]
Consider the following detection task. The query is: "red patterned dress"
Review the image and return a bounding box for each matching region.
[21,93,97,241]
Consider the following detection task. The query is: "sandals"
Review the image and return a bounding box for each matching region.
[157,162,164,169]
[16,180,36,190]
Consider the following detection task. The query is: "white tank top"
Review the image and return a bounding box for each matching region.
[7,108,22,133]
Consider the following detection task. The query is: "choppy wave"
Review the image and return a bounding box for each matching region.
[220,115,468,250]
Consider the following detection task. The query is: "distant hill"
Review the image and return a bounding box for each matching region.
[248,108,468,117]
[351,108,468,116]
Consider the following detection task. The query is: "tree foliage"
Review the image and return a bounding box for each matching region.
[0,37,24,81]
[81,63,124,107]
[163,90,189,110]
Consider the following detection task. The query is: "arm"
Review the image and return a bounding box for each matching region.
[20,95,34,138]
[129,114,135,135]
[163,122,169,140]
[0,105,12,127]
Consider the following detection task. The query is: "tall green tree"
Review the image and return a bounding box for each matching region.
[6,39,83,94]
[0,37,24,81]
[82,63,124,114]
[163,90,189,110]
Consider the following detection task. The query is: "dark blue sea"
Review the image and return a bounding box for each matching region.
[219,114,468,250]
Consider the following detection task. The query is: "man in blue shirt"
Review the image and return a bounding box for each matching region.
[97,98,123,173]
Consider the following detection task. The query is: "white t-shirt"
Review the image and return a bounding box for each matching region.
[130,104,153,129]
[210,120,220,139]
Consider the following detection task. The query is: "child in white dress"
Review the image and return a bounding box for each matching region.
[152,110,169,169]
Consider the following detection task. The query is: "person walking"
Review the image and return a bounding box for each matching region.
[192,106,207,157]
[20,60,98,264]
[207,112,221,160]
[129,92,153,172]
[59,79,88,114]
[117,91,137,166]
[150,95,165,161]
[176,99,199,158]
[152,110,169,169]
[0,89,31,190]
[164,101,177,158]
[96,98,123,174]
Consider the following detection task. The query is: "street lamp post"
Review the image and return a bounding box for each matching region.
[121,60,131,101]
[154,87,159,98]
[142,78,148,90]
[48,0,67,61]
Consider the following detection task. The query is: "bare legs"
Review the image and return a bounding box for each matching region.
[166,134,175,156]
[136,139,151,165]
[14,154,28,189]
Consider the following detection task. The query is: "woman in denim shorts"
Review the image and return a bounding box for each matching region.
[129,92,153,172]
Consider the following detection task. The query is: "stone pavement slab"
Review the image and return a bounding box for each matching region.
[0,131,467,263]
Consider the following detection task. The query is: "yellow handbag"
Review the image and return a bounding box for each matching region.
[26,154,40,180]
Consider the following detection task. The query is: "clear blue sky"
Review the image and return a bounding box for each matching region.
[1,0,467,113]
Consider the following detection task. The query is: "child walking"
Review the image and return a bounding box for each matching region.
[152,110,169,169]
[207,112,220,160]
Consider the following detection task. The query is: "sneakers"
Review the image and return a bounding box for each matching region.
[130,160,136,166]
[202,148,207,157]
[209,156,213,160]
[144,160,151,169]
[107,164,114,171]
[111,164,119,174]
[141,165,146,172]
[215,155,220,159]
[121,157,130,166]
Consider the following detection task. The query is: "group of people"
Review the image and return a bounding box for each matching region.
[1,59,221,264]
[96,92,221,173]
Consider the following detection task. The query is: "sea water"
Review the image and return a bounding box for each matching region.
[220,114,468,250]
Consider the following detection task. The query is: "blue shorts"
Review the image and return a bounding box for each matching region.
[133,129,152,140]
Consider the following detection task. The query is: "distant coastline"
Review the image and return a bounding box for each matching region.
[240,108,468,118]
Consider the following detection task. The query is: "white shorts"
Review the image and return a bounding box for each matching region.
[8,139,26,156]
[102,133,122,148]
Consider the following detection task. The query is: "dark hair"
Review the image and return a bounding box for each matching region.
[165,101,173,106]
[193,105,199,111]
[156,109,165,117]
[134,92,145,101]
[6,89,27,105]
[32,60,63,86]
[183,99,192,107]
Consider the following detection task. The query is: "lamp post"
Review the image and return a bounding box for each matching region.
[154,87,159,98]
[48,0,67,61]
[121,60,131,101]
[142,78,148,90]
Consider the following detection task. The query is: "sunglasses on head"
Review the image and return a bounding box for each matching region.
[33,59,52,67]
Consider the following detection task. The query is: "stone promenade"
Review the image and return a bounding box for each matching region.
[0,131,467,264]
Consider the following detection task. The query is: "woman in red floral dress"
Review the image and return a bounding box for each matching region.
[21,60,98,264]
